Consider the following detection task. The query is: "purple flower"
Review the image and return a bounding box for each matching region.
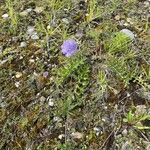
[61,39,78,57]
[43,71,49,78]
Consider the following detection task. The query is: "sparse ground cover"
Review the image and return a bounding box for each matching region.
[0,0,150,149]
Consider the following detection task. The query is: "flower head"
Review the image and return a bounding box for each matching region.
[43,71,49,78]
[61,39,78,57]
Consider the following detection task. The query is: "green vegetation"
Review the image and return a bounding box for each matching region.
[0,0,150,149]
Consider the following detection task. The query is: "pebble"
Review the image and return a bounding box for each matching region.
[47,25,51,30]
[40,96,46,102]
[26,8,32,13]
[53,116,62,122]
[120,29,135,40]
[15,72,23,78]
[58,134,65,139]
[2,13,9,19]
[71,132,83,139]
[31,33,39,40]
[144,1,149,7]
[27,26,35,35]
[34,7,44,14]
[15,82,20,88]
[29,59,35,63]
[62,18,69,24]
[48,98,54,107]
[93,126,102,136]
[114,15,120,20]
[75,30,83,38]
[122,129,128,136]
[19,42,27,48]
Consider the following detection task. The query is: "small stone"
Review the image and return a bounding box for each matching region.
[26,8,32,13]
[15,72,23,78]
[34,7,44,14]
[29,59,35,63]
[53,116,62,122]
[19,42,27,48]
[27,26,35,35]
[122,129,128,136]
[40,96,46,102]
[31,33,39,40]
[115,15,120,20]
[47,25,51,30]
[2,13,9,19]
[120,29,135,40]
[58,134,65,139]
[15,82,20,87]
[48,99,54,107]
[62,18,69,24]
[71,132,83,139]
[93,127,101,132]
[144,1,149,7]
[75,30,83,38]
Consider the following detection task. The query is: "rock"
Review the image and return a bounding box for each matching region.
[48,98,54,107]
[120,29,135,40]
[34,7,44,14]
[62,18,69,24]
[71,132,83,139]
[75,30,83,38]
[2,13,9,19]
[40,96,46,102]
[15,82,20,88]
[19,42,27,48]
[29,59,35,63]
[58,134,65,139]
[31,33,39,40]
[27,26,35,35]
[93,126,102,136]
[26,8,32,13]
[144,1,149,7]
[115,15,120,20]
[122,129,128,136]
[15,72,23,78]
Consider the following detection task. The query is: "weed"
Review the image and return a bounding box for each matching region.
[6,0,18,33]
[123,110,150,130]
[54,53,86,86]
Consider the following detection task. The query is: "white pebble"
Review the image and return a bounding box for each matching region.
[31,33,39,40]
[48,99,54,107]
[120,29,135,40]
[19,42,27,48]
[26,8,32,13]
[15,72,22,78]
[2,13,9,19]
[34,7,44,14]
[27,26,35,35]
[58,134,64,139]
[15,82,20,87]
